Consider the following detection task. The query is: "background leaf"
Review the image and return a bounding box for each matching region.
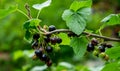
[70,0,92,11]
[101,14,120,26]
[32,0,52,10]
[70,37,88,58]
[0,5,17,19]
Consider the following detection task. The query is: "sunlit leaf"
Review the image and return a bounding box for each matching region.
[32,0,52,10]
[58,33,70,45]
[102,61,120,71]
[106,46,120,59]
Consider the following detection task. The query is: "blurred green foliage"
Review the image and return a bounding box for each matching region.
[0,0,120,71]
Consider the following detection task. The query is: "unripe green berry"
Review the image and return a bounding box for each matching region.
[99,52,106,58]
[104,55,109,61]
[93,50,99,57]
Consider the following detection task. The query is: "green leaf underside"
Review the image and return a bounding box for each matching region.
[102,61,120,71]
[70,0,92,12]
[106,46,120,59]
[32,0,52,10]
[0,5,17,19]
[23,19,41,29]
[70,37,88,58]
[62,8,91,35]
[101,14,120,26]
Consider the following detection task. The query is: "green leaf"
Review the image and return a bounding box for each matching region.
[101,14,120,26]
[58,33,70,45]
[70,37,88,58]
[106,46,120,59]
[70,0,92,11]
[23,19,41,30]
[13,50,24,61]
[0,5,17,19]
[62,8,91,35]
[32,0,52,10]
[102,61,120,71]
[25,30,32,40]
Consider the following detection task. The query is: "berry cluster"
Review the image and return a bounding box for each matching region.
[87,38,113,61]
[31,25,62,67]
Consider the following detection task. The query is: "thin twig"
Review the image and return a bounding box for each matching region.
[42,29,120,42]
[25,3,32,19]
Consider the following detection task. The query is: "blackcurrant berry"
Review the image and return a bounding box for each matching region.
[44,37,50,43]
[46,46,53,53]
[87,43,95,52]
[98,45,105,52]
[50,37,57,44]
[91,38,98,46]
[101,43,107,47]
[49,25,56,31]
[46,60,52,67]
[106,44,113,48]
[57,38,62,44]
[35,49,43,57]
[67,32,78,37]
[33,33,40,40]
[41,54,48,61]
[31,41,38,49]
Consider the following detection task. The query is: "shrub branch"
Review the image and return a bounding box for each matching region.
[42,29,120,42]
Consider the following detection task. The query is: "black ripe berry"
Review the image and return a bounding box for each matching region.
[57,38,62,44]
[49,25,56,31]
[33,33,40,40]
[46,46,53,53]
[41,54,48,61]
[50,37,57,44]
[99,45,105,52]
[35,49,43,57]
[44,37,50,43]
[101,43,107,47]
[91,38,98,46]
[46,60,52,67]
[31,41,38,49]
[67,32,78,37]
[87,43,95,52]
[106,44,113,48]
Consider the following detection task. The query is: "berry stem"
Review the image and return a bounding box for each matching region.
[42,29,120,42]
[36,10,41,19]
[17,9,30,19]
[25,3,32,19]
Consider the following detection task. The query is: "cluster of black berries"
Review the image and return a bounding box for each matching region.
[87,38,113,61]
[31,25,62,67]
